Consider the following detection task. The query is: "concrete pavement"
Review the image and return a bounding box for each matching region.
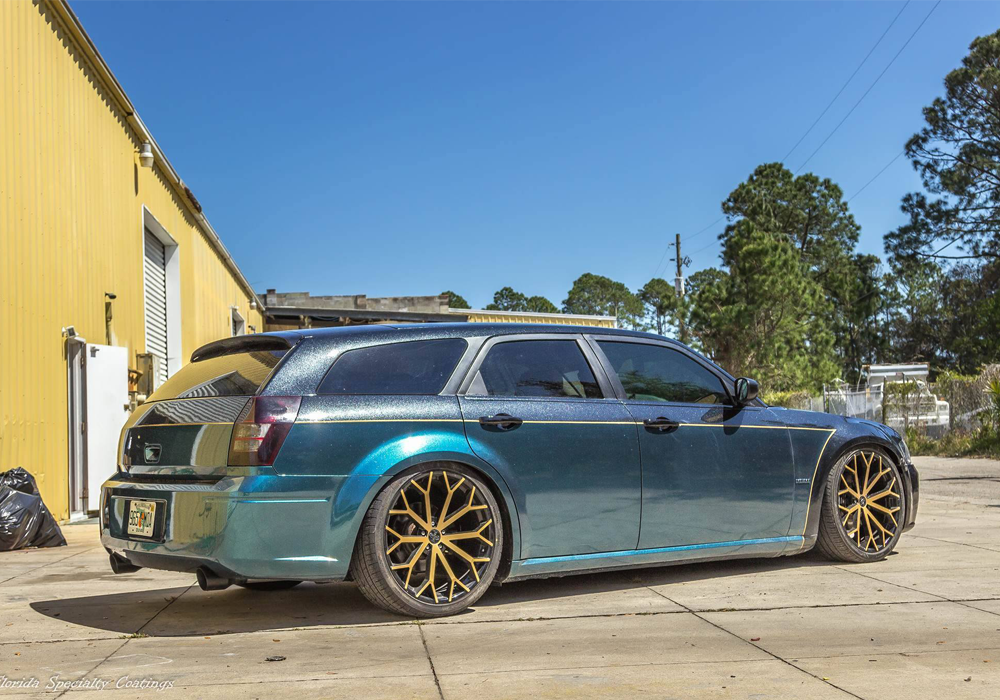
[1,456,997,698]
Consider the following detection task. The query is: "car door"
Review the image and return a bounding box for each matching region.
[588,337,795,550]
[458,334,641,560]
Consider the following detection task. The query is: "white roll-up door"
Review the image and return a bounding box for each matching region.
[143,227,169,386]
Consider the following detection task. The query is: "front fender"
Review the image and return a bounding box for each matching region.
[800,421,912,550]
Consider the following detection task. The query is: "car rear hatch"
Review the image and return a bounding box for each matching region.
[120,335,296,479]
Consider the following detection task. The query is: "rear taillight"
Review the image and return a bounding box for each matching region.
[228,396,301,466]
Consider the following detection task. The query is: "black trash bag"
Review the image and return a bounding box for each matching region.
[0,468,67,550]
[1,467,39,495]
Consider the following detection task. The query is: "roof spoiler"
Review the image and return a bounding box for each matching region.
[191,335,293,363]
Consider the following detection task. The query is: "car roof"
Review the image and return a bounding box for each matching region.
[260,322,682,346]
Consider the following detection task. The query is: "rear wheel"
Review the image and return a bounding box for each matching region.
[817,446,905,563]
[351,465,503,617]
[236,580,301,591]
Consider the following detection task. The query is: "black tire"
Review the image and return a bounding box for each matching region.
[816,446,906,563]
[236,580,302,591]
[351,464,504,618]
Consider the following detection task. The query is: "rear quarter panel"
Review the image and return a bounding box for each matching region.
[273,394,522,563]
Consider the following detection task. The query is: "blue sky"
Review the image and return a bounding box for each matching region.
[74,1,1000,309]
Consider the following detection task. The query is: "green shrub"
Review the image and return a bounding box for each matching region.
[906,426,1000,458]
[762,390,813,409]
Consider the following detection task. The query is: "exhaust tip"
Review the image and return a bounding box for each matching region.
[196,566,233,591]
[109,553,141,574]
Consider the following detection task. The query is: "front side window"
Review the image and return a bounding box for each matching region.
[318,339,467,395]
[473,339,602,399]
[597,341,729,404]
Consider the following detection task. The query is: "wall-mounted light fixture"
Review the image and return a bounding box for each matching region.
[249,299,258,311]
[138,142,154,168]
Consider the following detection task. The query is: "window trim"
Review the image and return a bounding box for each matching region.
[457,333,616,401]
[585,335,741,407]
[314,337,470,396]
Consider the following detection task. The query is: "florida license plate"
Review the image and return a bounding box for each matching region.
[127,500,156,537]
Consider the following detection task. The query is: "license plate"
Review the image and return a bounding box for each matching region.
[127,500,156,537]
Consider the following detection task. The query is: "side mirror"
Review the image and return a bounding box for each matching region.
[734,377,759,405]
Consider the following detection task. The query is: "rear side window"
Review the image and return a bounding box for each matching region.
[597,341,728,404]
[318,339,467,395]
[472,340,602,399]
[152,350,287,400]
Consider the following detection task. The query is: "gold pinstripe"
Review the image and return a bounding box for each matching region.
[135,422,234,428]
[298,418,466,424]
[296,418,835,431]
[798,429,838,545]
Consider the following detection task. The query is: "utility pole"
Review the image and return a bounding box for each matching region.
[669,233,691,343]
[673,233,685,296]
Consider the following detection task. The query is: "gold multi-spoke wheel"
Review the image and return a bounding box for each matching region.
[817,447,905,563]
[351,465,503,617]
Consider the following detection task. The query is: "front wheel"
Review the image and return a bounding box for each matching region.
[816,446,905,563]
[351,465,504,617]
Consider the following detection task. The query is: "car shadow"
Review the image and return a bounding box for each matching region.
[473,550,833,611]
[28,551,834,637]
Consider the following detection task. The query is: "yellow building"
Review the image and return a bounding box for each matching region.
[261,291,617,330]
[1,0,264,520]
[461,309,616,327]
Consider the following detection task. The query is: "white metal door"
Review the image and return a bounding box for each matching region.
[84,344,130,512]
[143,227,169,387]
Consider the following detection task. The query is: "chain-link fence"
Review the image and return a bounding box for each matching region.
[934,365,1000,431]
[810,366,1000,437]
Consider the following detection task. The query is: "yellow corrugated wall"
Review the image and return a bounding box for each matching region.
[464,311,617,328]
[0,0,263,519]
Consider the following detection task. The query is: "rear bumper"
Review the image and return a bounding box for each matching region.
[100,471,386,581]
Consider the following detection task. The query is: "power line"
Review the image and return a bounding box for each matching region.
[847,150,906,202]
[657,1,936,273]
[685,217,725,241]
[685,216,725,242]
[650,246,673,280]
[782,1,910,164]
[690,235,723,258]
[651,216,726,278]
[795,0,941,174]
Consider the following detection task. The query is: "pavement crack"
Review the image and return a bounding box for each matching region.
[66,582,196,694]
[132,584,196,636]
[833,565,951,601]
[417,621,445,700]
[51,636,132,700]
[907,534,1000,553]
[0,546,99,585]
[647,586,866,700]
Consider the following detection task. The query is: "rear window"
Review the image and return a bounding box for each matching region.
[317,339,467,395]
[151,350,287,400]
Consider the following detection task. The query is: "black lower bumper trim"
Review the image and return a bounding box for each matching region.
[118,550,242,579]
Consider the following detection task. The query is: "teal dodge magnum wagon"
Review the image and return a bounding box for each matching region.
[102,323,918,617]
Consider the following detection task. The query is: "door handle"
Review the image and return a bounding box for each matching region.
[479,413,523,430]
[643,417,680,432]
